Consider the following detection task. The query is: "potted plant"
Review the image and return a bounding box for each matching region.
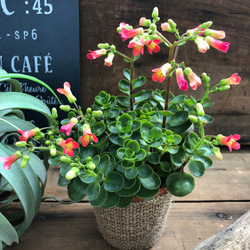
[0,7,241,250]
[0,70,57,249]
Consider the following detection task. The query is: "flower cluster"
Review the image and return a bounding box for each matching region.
[0,7,242,207]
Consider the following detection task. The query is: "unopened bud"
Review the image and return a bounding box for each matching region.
[92,110,103,118]
[151,7,159,19]
[211,147,223,161]
[66,167,79,180]
[201,21,213,30]
[49,145,57,156]
[97,43,110,49]
[60,105,71,112]
[189,115,198,123]
[15,141,27,147]
[86,107,92,114]
[52,107,58,119]
[60,156,72,163]
[21,155,30,168]
[196,103,205,116]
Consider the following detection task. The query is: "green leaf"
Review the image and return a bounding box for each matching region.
[146,152,160,164]
[137,164,153,178]
[132,76,146,89]
[170,148,185,166]
[118,79,130,95]
[92,121,105,136]
[116,114,133,133]
[116,96,130,108]
[134,89,152,104]
[135,186,160,200]
[116,196,134,208]
[166,172,195,197]
[97,154,110,174]
[193,155,213,169]
[57,175,71,186]
[86,182,101,201]
[73,177,88,195]
[0,92,52,123]
[116,178,141,197]
[89,187,107,207]
[139,172,161,190]
[168,111,189,127]
[188,160,206,177]
[123,68,131,80]
[125,167,138,179]
[67,181,85,202]
[104,172,124,192]
[101,192,120,208]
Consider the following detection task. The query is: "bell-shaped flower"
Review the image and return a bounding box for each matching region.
[146,39,161,54]
[79,124,98,147]
[104,52,115,67]
[120,27,143,41]
[216,134,241,152]
[195,36,210,53]
[127,36,146,56]
[0,151,22,170]
[152,63,172,83]
[57,82,76,103]
[60,117,78,136]
[220,73,241,86]
[58,138,79,157]
[176,68,188,91]
[184,67,201,90]
[204,29,225,39]
[86,49,107,60]
[205,36,230,53]
[17,128,41,142]
[187,24,205,36]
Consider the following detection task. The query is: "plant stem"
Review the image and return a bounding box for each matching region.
[129,54,135,110]
[115,50,131,62]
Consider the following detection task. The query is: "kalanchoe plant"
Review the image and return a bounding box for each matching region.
[1,7,241,208]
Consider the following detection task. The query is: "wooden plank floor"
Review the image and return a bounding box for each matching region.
[7,149,250,250]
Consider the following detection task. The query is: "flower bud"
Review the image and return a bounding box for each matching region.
[150,23,157,32]
[52,107,58,119]
[49,145,57,156]
[86,156,93,163]
[211,147,223,161]
[196,103,205,116]
[21,155,30,168]
[220,85,230,91]
[201,21,213,30]
[60,105,71,112]
[66,167,79,180]
[87,162,96,170]
[97,43,110,49]
[189,115,198,123]
[168,19,177,29]
[139,17,151,27]
[92,110,103,118]
[86,107,92,114]
[60,156,72,163]
[202,72,210,83]
[151,7,159,19]
[15,141,27,147]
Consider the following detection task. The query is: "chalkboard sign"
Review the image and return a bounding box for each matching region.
[0,0,81,126]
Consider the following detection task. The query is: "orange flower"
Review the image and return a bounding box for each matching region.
[87,49,106,60]
[58,138,79,157]
[57,82,76,103]
[220,73,241,86]
[17,128,40,142]
[0,151,22,170]
[120,27,143,41]
[128,37,146,56]
[60,118,78,136]
[146,39,161,54]
[79,124,98,147]
[152,63,172,83]
[217,134,241,152]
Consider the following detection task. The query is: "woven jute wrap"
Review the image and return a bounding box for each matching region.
[94,191,172,250]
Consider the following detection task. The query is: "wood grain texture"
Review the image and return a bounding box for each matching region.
[78,0,250,141]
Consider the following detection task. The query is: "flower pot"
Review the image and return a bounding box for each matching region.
[94,189,172,250]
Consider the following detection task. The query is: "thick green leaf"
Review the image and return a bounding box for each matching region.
[116,196,134,208]
[125,167,138,179]
[166,172,195,197]
[101,192,120,208]
[135,186,160,200]
[146,152,160,164]
[123,68,131,80]
[193,155,213,169]
[116,178,141,197]
[188,160,205,177]
[139,172,161,190]
[134,89,152,104]
[67,181,85,202]
[137,164,153,178]
[169,111,189,127]
[73,177,88,195]
[86,182,101,201]
[104,172,124,192]
[132,76,146,90]
[89,187,107,207]
[116,96,130,108]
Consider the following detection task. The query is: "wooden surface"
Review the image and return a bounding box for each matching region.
[78,0,250,142]
[7,148,250,250]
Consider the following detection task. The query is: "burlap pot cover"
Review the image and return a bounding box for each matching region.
[94,191,172,250]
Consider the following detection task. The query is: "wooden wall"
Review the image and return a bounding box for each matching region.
[79,0,250,143]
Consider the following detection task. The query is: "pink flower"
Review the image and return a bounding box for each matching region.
[187,24,205,36]
[205,36,230,53]
[176,68,188,91]
[152,63,172,83]
[104,52,114,67]
[60,118,78,136]
[58,138,79,157]
[87,49,106,60]
[195,37,209,53]
[220,73,241,86]
[0,151,22,170]
[161,22,171,32]
[146,39,161,54]
[120,27,143,41]
[17,128,40,142]
[79,124,98,147]
[184,67,201,90]
[217,134,241,152]
[57,82,76,103]
[204,29,225,39]
[127,37,146,56]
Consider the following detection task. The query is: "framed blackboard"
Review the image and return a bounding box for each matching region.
[0,0,81,125]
